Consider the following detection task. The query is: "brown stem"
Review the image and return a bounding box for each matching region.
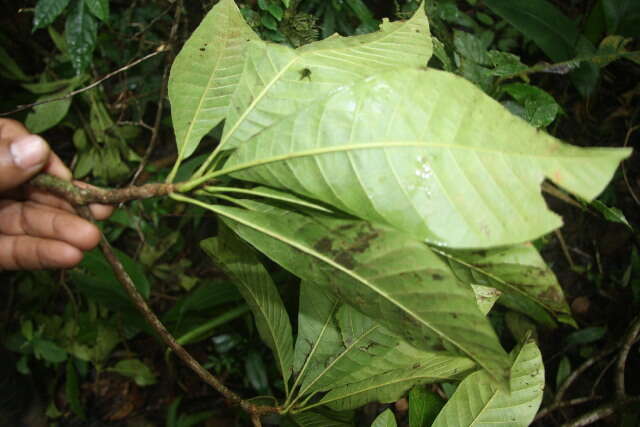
[615,315,640,398]
[32,173,279,417]
[75,205,278,417]
[535,396,603,421]
[561,397,640,427]
[29,174,177,205]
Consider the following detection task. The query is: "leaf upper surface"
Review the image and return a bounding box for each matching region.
[226,68,631,248]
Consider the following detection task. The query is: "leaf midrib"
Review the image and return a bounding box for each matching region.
[178,5,235,157]
[184,198,501,378]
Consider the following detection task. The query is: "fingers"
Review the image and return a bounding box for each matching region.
[0,119,74,192]
[25,183,114,220]
[0,200,102,252]
[0,235,83,270]
[0,119,52,192]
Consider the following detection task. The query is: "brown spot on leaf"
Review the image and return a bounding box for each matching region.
[314,237,333,253]
[335,251,355,269]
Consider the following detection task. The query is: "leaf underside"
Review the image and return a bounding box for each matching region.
[201,226,294,386]
[226,68,630,248]
[432,338,544,427]
[207,200,511,384]
[168,0,259,163]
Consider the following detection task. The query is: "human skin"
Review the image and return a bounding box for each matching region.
[0,118,113,270]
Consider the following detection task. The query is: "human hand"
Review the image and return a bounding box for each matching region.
[0,119,113,270]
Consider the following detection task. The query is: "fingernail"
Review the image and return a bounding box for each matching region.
[10,135,48,169]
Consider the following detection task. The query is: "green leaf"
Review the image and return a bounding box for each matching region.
[471,285,501,315]
[34,339,68,363]
[190,200,510,385]
[603,0,640,37]
[203,186,334,213]
[0,46,30,81]
[409,387,445,427]
[318,352,475,411]
[432,338,544,427]
[289,409,354,427]
[66,361,85,418]
[295,304,400,398]
[84,0,109,22]
[591,199,632,230]
[225,68,631,248]
[33,0,71,30]
[454,31,490,65]
[217,5,432,153]
[168,0,259,176]
[65,0,98,75]
[261,14,279,31]
[200,226,294,388]
[437,243,571,319]
[292,283,343,393]
[502,83,561,128]
[267,3,284,21]
[107,359,157,386]
[245,350,270,394]
[556,356,571,389]
[25,91,72,133]
[487,50,528,77]
[371,409,396,427]
[22,76,83,94]
[484,0,579,62]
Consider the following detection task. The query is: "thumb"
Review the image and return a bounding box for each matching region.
[0,134,51,192]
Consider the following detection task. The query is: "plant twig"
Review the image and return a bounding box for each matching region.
[130,1,182,185]
[561,396,640,427]
[615,315,640,397]
[31,174,278,418]
[621,124,640,206]
[535,396,603,421]
[74,208,277,419]
[555,345,618,403]
[0,47,168,117]
[29,174,176,205]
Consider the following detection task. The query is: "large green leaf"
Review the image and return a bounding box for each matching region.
[317,351,475,411]
[292,283,343,394]
[371,409,396,427]
[484,0,579,62]
[436,243,571,319]
[25,91,72,133]
[289,409,354,427]
[201,226,294,387]
[65,0,97,75]
[168,0,259,172]
[217,5,432,153]
[84,0,109,22]
[295,305,400,399]
[224,68,630,248]
[174,197,511,385]
[33,0,71,30]
[432,338,544,427]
